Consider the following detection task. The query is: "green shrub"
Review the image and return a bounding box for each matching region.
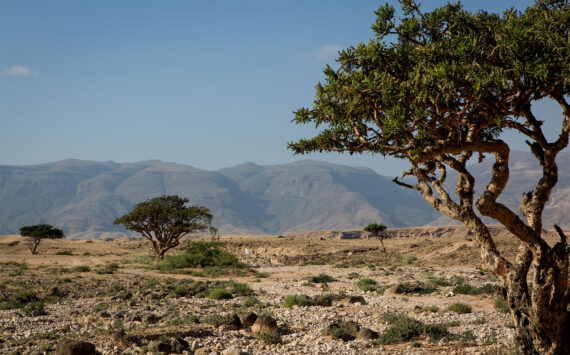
[311,273,336,283]
[230,283,254,296]
[55,251,73,256]
[208,289,233,300]
[23,301,46,316]
[402,255,418,264]
[202,313,239,327]
[256,332,282,344]
[71,265,91,273]
[283,295,312,308]
[494,296,510,313]
[356,278,377,292]
[160,241,244,272]
[446,303,472,314]
[375,313,449,344]
[95,263,119,274]
[453,283,495,295]
[242,296,259,307]
[93,302,111,312]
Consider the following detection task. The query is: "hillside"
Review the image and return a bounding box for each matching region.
[0,152,568,238]
[0,159,436,238]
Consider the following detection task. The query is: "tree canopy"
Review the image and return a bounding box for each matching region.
[114,195,216,259]
[19,224,65,255]
[290,1,569,353]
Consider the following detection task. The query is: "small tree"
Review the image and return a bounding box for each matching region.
[19,224,65,255]
[364,223,388,252]
[114,195,216,259]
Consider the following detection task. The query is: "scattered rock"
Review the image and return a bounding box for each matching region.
[221,345,244,355]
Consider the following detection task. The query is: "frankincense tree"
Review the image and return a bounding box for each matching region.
[289,1,570,353]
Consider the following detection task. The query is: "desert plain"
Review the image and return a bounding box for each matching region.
[1,225,563,355]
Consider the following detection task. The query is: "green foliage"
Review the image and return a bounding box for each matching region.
[402,255,418,265]
[453,283,495,295]
[71,265,91,273]
[494,295,510,313]
[376,313,449,344]
[256,332,282,344]
[311,273,336,283]
[202,312,239,327]
[93,302,111,312]
[114,195,216,259]
[242,296,259,307]
[356,278,377,292]
[160,241,244,273]
[95,263,119,274]
[19,224,65,254]
[230,283,254,296]
[446,303,472,314]
[364,223,387,233]
[208,289,233,300]
[55,250,73,255]
[22,301,46,316]
[283,295,313,308]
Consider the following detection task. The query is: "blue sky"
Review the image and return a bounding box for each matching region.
[0,0,561,176]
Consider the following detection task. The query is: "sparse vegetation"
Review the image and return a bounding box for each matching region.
[375,313,449,344]
[311,273,336,283]
[446,303,472,314]
[283,295,312,308]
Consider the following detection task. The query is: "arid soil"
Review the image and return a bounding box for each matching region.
[1,227,564,354]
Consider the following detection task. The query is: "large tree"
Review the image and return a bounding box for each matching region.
[19,224,65,255]
[114,195,216,259]
[289,1,569,353]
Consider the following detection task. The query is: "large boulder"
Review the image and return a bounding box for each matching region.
[56,338,98,355]
[251,315,278,334]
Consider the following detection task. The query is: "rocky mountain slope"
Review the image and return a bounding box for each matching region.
[0,151,568,238]
[0,160,436,238]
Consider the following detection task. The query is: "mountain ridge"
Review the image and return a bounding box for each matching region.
[1,152,568,238]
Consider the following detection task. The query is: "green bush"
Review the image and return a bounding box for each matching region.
[446,303,472,314]
[23,301,46,316]
[242,296,259,307]
[160,241,244,272]
[230,283,254,296]
[208,289,233,300]
[356,278,377,292]
[453,283,495,295]
[311,273,336,283]
[55,250,73,256]
[494,296,510,313]
[202,312,239,327]
[375,313,449,344]
[95,263,119,274]
[283,295,313,308]
[257,332,282,344]
[71,265,91,273]
[402,255,418,264]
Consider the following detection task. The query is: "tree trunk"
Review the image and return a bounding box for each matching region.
[504,246,570,355]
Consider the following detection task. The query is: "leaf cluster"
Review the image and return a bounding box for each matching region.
[289,0,569,160]
[19,224,64,240]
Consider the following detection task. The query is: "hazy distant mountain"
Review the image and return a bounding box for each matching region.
[1,152,567,238]
[426,151,570,229]
[219,161,438,233]
[0,159,436,238]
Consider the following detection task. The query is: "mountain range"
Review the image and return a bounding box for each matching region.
[0,152,568,238]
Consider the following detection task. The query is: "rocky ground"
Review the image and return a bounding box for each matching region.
[1,228,555,354]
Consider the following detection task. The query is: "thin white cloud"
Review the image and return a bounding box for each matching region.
[3,65,38,76]
[316,44,342,60]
